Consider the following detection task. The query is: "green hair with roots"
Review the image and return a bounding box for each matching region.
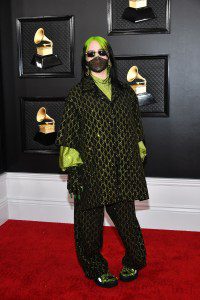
[84,36,109,52]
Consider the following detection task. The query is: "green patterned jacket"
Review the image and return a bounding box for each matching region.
[55,74,149,209]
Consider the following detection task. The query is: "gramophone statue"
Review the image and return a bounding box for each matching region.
[33,106,57,146]
[127,66,156,106]
[122,0,156,23]
[31,28,62,69]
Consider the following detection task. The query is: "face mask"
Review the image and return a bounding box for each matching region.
[86,56,108,73]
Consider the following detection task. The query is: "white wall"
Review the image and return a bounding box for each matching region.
[0,173,8,225]
[1,172,200,231]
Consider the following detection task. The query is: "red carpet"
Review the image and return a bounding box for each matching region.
[0,220,199,300]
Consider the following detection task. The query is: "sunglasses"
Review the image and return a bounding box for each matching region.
[85,49,109,58]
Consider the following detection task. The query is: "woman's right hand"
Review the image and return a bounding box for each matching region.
[67,165,84,199]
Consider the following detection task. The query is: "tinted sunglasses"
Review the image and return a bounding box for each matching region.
[85,49,109,58]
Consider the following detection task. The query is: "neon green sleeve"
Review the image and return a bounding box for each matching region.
[138,140,147,162]
[59,146,83,171]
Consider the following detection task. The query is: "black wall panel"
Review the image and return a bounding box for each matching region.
[0,0,200,178]
[0,18,6,173]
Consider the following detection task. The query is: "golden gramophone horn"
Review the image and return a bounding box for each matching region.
[34,28,52,45]
[36,107,54,122]
[127,66,146,84]
[36,107,46,122]
[34,28,53,56]
[127,66,147,94]
[36,107,55,134]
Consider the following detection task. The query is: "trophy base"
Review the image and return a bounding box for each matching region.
[131,78,145,84]
[38,123,55,134]
[128,81,146,94]
[122,6,156,23]
[34,132,57,146]
[31,54,62,69]
[137,92,156,107]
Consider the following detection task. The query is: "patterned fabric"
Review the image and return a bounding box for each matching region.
[58,70,147,171]
[55,74,149,209]
[74,200,147,279]
[59,141,146,170]
[66,166,84,199]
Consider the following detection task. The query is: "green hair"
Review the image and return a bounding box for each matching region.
[84,36,109,52]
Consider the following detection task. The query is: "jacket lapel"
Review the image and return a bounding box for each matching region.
[81,75,96,92]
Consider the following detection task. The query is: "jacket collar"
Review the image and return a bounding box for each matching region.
[81,75,99,92]
[80,74,123,103]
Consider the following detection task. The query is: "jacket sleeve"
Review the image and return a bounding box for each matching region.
[59,146,83,171]
[55,88,83,171]
[128,85,145,142]
[138,140,147,162]
[55,88,80,149]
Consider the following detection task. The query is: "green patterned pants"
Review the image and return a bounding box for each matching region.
[74,200,147,279]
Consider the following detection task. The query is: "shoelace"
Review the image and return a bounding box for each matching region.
[99,272,118,283]
[121,266,137,276]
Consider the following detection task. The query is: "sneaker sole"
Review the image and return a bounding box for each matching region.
[119,271,138,282]
[94,279,118,288]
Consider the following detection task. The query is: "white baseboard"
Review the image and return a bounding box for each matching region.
[2,172,199,232]
[0,173,8,226]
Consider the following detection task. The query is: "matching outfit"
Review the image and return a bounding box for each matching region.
[55,69,149,278]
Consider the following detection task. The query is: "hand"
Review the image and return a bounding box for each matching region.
[66,165,84,199]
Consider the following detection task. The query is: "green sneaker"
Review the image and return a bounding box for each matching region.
[94,271,118,288]
[119,266,138,282]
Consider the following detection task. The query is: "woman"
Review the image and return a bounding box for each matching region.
[55,36,149,288]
